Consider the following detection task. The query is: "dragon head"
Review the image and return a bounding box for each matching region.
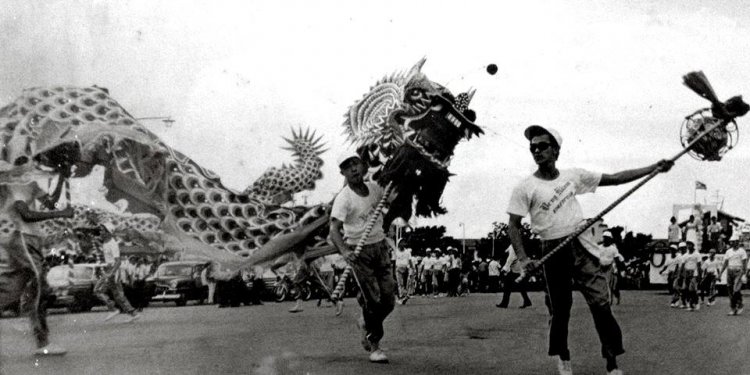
[343,59,484,225]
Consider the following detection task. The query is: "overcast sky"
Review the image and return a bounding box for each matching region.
[2,0,749,239]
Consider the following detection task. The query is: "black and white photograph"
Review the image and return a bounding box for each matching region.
[0,1,749,374]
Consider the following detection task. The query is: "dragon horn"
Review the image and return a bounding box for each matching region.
[405,57,427,80]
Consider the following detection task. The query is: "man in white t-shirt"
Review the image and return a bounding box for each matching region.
[598,231,624,306]
[329,151,394,363]
[497,245,532,308]
[720,240,748,315]
[700,250,721,306]
[394,244,413,303]
[659,245,681,305]
[506,125,672,375]
[93,221,140,323]
[681,242,702,311]
[487,257,501,293]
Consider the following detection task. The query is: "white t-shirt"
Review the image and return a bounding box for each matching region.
[724,247,748,268]
[395,249,412,268]
[682,252,701,271]
[422,257,437,271]
[488,260,501,276]
[438,255,450,270]
[599,244,622,266]
[507,168,601,240]
[663,254,680,272]
[102,239,121,265]
[702,258,721,275]
[667,224,681,243]
[331,181,386,246]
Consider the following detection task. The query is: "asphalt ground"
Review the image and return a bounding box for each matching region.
[0,290,748,375]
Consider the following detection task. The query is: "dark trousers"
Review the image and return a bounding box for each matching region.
[0,232,49,348]
[542,238,624,359]
[488,275,500,293]
[94,274,135,314]
[499,271,531,306]
[350,241,396,344]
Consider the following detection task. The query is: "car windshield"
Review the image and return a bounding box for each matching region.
[157,265,193,277]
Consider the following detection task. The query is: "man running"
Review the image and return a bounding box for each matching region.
[330,151,395,363]
[506,125,672,375]
[93,221,141,322]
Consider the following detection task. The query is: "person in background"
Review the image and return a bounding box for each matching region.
[681,241,702,311]
[598,231,624,306]
[201,261,217,304]
[487,257,501,293]
[446,248,462,297]
[93,222,140,322]
[496,245,532,308]
[659,245,680,303]
[720,240,747,316]
[394,244,413,304]
[667,216,681,244]
[700,250,720,306]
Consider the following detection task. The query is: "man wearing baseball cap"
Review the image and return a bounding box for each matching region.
[506,125,673,375]
[330,150,394,363]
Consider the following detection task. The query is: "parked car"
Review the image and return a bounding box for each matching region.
[46,263,107,313]
[147,261,208,306]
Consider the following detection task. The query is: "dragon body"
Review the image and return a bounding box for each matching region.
[0,59,483,274]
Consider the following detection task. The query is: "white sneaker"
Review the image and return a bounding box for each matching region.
[607,369,623,375]
[686,307,693,311]
[369,349,388,363]
[34,344,67,356]
[737,307,744,315]
[104,310,121,321]
[727,309,737,316]
[694,304,700,311]
[669,302,677,308]
[557,358,573,375]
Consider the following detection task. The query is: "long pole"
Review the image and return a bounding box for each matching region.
[516,117,734,283]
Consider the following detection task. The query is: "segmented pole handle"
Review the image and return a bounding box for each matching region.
[515,117,732,283]
[330,182,394,301]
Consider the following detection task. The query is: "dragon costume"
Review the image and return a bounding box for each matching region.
[0,59,482,276]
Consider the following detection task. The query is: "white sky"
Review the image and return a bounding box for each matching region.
[1,0,749,239]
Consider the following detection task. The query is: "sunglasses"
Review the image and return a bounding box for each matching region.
[529,142,552,152]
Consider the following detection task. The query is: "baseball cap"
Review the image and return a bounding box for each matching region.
[524,125,562,148]
[669,244,678,250]
[336,150,361,168]
[602,231,613,239]
[678,241,687,248]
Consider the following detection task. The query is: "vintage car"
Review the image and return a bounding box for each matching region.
[46,263,108,313]
[147,261,209,306]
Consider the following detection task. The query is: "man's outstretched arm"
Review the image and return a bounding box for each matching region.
[599,159,673,186]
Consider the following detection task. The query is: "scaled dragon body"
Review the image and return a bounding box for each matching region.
[0,59,483,273]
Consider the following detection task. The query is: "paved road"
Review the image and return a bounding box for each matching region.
[1,291,748,375]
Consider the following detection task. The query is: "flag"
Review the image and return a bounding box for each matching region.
[695,181,707,190]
